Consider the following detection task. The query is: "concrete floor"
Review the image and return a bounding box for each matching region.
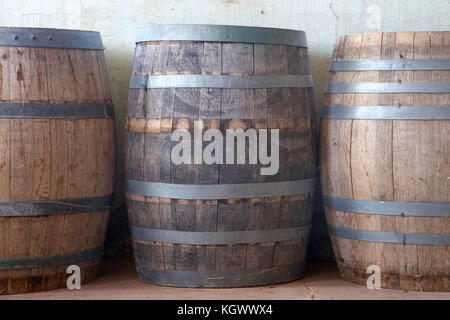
[1,261,449,300]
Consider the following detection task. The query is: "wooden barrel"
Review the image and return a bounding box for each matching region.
[126,24,317,287]
[0,28,116,294]
[321,31,450,291]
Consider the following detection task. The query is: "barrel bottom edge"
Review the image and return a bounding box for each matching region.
[336,265,450,292]
[135,263,305,288]
[0,257,102,295]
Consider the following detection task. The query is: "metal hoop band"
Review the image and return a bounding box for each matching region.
[0,27,104,50]
[329,59,450,71]
[0,103,114,119]
[136,24,308,47]
[0,194,114,217]
[328,226,450,246]
[130,225,311,245]
[320,106,450,120]
[0,246,104,271]
[130,74,314,89]
[324,82,450,94]
[126,178,316,200]
[136,263,305,288]
[323,197,450,217]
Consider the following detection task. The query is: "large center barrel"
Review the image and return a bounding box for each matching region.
[126,24,317,287]
[321,31,450,291]
[0,28,116,294]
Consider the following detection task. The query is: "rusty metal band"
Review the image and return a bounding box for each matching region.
[0,27,104,50]
[329,59,450,71]
[136,24,308,47]
[0,103,114,119]
[328,226,450,246]
[0,195,114,217]
[130,225,311,245]
[323,197,450,217]
[136,263,305,287]
[320,106,450,120]
[126,178,316,200]
[324,82,450,93]
[129,74,314,89]
[0,246,104,271]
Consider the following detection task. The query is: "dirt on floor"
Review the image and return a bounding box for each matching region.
[1,261,449,300]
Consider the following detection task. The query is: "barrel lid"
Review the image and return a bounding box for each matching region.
[0,27,104,50]
[136,24,308,47]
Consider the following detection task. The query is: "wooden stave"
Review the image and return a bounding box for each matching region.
[321,31,450,291]
[0,37,115,294]
[125,38,317,287]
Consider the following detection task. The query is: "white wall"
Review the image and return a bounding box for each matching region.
[1,0,449,198]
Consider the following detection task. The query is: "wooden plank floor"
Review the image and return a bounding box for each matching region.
[1,261,449,300]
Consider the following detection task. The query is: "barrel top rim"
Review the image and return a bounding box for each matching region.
[336,30,450,39]
[136,24,308,47]
[0,26,101,35]
[0,26,104,50]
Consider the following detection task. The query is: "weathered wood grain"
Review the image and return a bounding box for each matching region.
[0,36,115,294]
[322,31,450,291]
[127,40,316,287]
